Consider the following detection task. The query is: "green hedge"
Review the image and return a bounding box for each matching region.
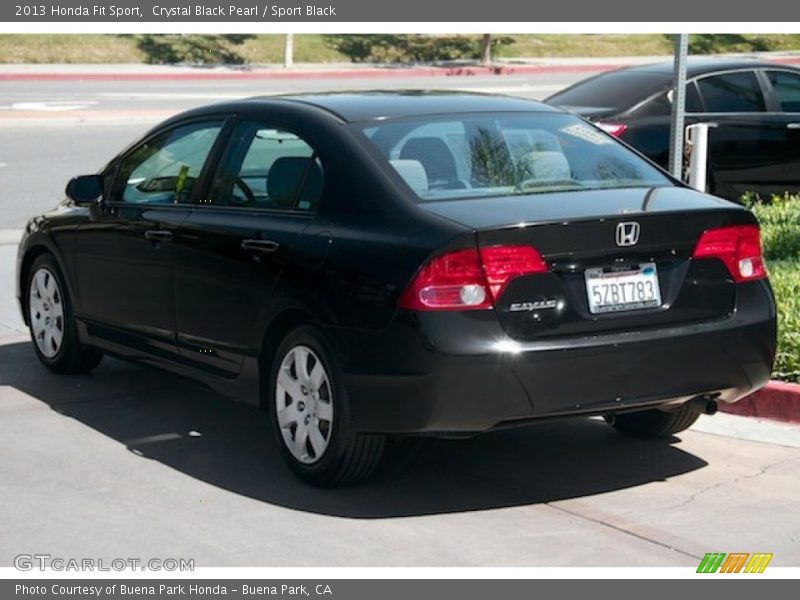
[744,193,800,261]
[744,194,800,383]
[766,260,800,383]
[322,35,513,63]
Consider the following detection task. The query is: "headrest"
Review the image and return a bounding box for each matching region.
[390,159,429,194]
[521,150,572,182]
[399,137,458,181]
[268,156,318,208]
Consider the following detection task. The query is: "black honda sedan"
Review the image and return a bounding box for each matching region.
[16,92,776,486]
[546,59,800,201]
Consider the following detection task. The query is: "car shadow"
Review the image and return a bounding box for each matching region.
[0,339,708,518]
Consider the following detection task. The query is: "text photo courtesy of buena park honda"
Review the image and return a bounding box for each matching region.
[0,28,799,574]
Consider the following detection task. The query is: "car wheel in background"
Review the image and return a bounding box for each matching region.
[606,404,700,438]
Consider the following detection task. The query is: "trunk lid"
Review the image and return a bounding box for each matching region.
[421,186,756,341]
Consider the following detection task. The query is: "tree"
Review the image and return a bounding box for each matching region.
[480,34,492,66]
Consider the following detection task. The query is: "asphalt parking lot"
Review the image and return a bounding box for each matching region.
[1,71,799,567]
[2,332,800,566]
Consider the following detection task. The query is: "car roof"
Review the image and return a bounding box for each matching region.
[239,91,561,123]
[605,57,798,80]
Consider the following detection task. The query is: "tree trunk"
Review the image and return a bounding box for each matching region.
[480,34,492,66]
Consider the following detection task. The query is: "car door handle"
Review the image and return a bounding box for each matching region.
[144,230,173,242]
[241,239,280,254]
[786,123,800,130]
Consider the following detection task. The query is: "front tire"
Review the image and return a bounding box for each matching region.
[607,404,700,439]
[26,254,103,374]
[267,326,385,486]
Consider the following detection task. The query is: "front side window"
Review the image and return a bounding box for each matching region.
[116,121,223,204]
[208,122,322,211]
[696,72,766,113]
[360,113,670,202]
[767,70,800,112]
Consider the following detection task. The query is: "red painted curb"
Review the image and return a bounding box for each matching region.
[720,380,800,424]
[2,57,798,83]
[0,62,629,82]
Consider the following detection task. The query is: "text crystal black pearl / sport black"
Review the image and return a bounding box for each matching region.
[16,92,777,486]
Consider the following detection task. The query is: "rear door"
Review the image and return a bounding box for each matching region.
[75,119,226,356]
[171,119,323,376]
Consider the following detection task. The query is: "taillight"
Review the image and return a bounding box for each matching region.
[692,225,767,282]
[398,245,547,311]
[595,122,628,137]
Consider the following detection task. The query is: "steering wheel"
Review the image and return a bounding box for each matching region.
[231,176,257,205]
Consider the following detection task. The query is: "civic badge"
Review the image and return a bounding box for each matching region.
[616,221,640,247]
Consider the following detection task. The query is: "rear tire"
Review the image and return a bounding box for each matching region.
[267,326,385,487]
[607,404,700,439]
[26,253,103,374]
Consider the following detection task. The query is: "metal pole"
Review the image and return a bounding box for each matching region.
[668,34,689,179]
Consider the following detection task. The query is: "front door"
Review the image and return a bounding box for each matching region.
[74,119,227,357]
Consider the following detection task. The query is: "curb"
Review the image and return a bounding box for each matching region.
[720,381,800,424]
[0,229,23,245]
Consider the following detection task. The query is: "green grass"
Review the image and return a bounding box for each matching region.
[1,34,800,64]
[495,35,674,58]
[0,34,145,63]
[0,34,347,64]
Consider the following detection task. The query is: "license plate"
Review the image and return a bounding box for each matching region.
[584,263,662,314]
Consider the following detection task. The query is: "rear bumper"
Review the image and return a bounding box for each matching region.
[336,281,776,435]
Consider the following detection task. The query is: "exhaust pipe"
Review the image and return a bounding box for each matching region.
[688,396,718,415]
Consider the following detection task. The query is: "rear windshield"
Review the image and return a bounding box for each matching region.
[359,113,671,202]
[547,70,667,109]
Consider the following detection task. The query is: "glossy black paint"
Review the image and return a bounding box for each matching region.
[546,59,800,201]
[17,92,777,435]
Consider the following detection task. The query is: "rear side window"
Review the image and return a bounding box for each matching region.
[766,70,800,112]
[116,121,223,205]
[696,72,766,113]
[360,112,671,202]
[208,122,322,212]
[632,83,703,117]
[547,71,669,110]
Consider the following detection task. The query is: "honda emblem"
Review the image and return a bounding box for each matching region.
[616,222,640,247]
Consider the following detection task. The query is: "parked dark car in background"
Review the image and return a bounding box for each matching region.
[16,92,776,486]
[546,59,800,202]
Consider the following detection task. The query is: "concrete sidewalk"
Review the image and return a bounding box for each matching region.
[2,52,800,81]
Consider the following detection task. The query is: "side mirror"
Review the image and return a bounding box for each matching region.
[66,175,104,206]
